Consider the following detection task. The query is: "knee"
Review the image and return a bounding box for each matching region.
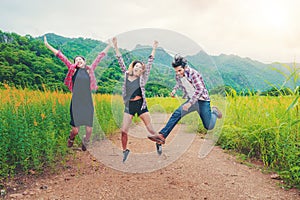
[172,108,182,117]
[72,127,79,135]
[86,126,92,132]
[204,121,215,130]
[206,125,214,130]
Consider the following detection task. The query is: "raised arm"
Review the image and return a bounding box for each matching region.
[112,37,121,57]
[150,40,158,58]
[102,40,112,54]
[143,40,158,82]
[112,37,127,73]
[90,42,111,70]
[44,35,73,68]
[44,36,58,55]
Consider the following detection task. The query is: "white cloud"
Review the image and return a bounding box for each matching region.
[0,0,299,63]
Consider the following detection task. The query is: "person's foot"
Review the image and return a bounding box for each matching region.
[212,106,222,119]
[147,133,165,144]
[156,143,162,155]
[67,136,75,148]
[81,135,90,151]
[123,149,130,163]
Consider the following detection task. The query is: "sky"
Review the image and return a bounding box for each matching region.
[1,0,300,63]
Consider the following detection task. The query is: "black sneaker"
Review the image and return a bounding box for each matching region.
[156,143,162,156]
[123,149,130,162]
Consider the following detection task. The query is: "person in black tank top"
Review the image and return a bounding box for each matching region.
[112,37,165,162]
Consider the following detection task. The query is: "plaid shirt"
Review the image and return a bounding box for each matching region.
[56,51,106,91]
[116,55,154,110]
[173,66,210,104]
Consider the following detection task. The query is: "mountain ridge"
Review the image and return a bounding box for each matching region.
[0,30,298,95]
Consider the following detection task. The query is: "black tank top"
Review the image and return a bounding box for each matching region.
[124,77,142,103]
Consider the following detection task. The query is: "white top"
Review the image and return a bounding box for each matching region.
[180,76,205,101]
[180,76,195,99]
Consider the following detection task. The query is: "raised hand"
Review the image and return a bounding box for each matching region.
[44,36,49,46]
[153,40,158,49]
[150,40,158,57]
[112,37,118,48]
[112,37,121,56]
[44,35,58,55]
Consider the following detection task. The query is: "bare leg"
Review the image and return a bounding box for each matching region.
[121,113,133,151]
[85,126,92,141]
[140,112,165,144]
[68,126,79,147]
[81,126,92,151]
[139,112,156,135]
[71,126,79,139]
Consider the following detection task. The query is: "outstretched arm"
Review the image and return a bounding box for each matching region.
[44,36,58,55]
[112,37,126,73]
[112,37,121,56]
[150,40,158,58]
[44,35,73,68]
[102,41,111,54]
[90,41,111,70]
[143,40,158,82]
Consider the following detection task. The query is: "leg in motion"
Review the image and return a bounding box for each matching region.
[140,112,165,144]
[121,113,133,162]
[82,126,92,151]
[67,126,79,148]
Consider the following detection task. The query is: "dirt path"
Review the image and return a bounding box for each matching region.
[6,113,300,200]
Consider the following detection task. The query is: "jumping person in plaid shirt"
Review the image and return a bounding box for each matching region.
[44,36,111,151]
[148,54,222,155]
[112,37,163,162]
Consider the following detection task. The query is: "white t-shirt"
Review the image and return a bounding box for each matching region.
[180,76,195,99]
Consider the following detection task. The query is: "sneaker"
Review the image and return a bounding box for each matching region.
[212,106,222,119]
[156,143,162,156]
[147,133,165,144]
[81,136,90,151]
[123,149,130,163]
[67,136,75,148]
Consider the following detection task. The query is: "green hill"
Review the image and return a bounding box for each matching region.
[0,30,298,96]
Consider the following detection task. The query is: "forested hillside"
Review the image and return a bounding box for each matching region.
[0,30,298,95]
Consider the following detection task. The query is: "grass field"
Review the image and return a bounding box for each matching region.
[0,85,299,188]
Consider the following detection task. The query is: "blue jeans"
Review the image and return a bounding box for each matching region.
[160,100,217,139]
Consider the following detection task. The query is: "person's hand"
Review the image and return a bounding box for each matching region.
[43,35,58,54]
[153,40,158,49]
[112,37,117,48]
[170,90,176,97]
[44,36,48,46]
[74,60,79,67]
[182,102,191,111]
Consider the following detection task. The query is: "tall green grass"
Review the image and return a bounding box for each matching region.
[1,82,299,189]
[219,63,300,188]
[0,86,123,180]
[0,86,70,179]
[147,92,300,188]
[218,94,299,188]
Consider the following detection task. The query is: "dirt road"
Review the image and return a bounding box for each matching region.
[6,113,300,200]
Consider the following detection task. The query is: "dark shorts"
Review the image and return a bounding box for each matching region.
[124,99,148,116]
